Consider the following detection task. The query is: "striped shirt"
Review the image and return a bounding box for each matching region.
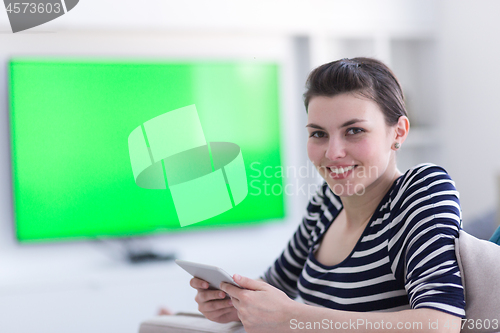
[263,163,466,317]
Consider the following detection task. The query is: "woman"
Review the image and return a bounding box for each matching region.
[190,58,465,332]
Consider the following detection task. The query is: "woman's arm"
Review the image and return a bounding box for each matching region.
[221,275,462,333]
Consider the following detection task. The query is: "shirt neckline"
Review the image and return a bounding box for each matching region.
[309,175,404,270]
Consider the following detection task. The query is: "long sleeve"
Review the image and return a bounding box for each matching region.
[389,164,465,317]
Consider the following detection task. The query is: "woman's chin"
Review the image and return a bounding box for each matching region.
[325,181,366,197]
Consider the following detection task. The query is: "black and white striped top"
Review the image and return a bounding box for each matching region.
[263,163,466,317]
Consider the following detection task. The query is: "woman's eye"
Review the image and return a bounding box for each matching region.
[310,131,326,138]
[346,128,364,135]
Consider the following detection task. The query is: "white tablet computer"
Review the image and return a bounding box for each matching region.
[175,259,242,290]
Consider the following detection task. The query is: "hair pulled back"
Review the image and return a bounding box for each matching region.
[303,57,407,126]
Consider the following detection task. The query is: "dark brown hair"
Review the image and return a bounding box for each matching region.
[303,57,407,126]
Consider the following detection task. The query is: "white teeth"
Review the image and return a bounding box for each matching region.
[329,165,354,174]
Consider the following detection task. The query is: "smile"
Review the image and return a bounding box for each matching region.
[328,165,355,174]
[325,165,356,180]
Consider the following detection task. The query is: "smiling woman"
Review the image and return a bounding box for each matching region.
[306,93,406,197]
[189,58,466,333]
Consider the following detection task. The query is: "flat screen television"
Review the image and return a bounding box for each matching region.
[8,59,285,243]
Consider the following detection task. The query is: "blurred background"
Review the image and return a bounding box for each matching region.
[1,0,499,332]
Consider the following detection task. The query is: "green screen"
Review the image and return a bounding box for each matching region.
[9,59,285,243]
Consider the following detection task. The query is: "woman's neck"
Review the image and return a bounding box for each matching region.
[340,166,402,230]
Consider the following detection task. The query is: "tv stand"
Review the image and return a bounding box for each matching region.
[117,237,176,264]
[126,250,176,264]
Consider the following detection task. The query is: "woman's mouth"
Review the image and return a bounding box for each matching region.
[327,165,356,179]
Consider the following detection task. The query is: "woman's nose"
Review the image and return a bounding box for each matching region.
[325,138,346,160]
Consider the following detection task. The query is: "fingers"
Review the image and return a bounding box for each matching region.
[190,277,241,324]
[231,274,266,291]
[191,277,235,319]
[195,289,229,304]
[228,296,240,311]
[157,307,173,316]
[190,277,210,290]
[198,297,233,313]
[204,305,239,323]
[220,282,244,299]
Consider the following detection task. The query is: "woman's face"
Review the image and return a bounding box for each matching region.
[306,93,397,197]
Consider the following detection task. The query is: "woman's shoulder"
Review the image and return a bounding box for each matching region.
[386,163,462,246]
[391,163,461,221]
[397,163,457,195]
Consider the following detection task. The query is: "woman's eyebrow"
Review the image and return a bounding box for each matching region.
[306,119,367,130]
[340,118,367,128]
[305,123,324,129]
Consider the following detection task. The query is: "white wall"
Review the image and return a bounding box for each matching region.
[438,0,500,222]
[0,0,438,34]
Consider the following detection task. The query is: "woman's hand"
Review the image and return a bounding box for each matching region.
[220,274,295,333]
[189,277,240,323]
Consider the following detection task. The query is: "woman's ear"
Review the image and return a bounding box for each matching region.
[392,116,409,149]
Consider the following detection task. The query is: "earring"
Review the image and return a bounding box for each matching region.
[394,142,401,149]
